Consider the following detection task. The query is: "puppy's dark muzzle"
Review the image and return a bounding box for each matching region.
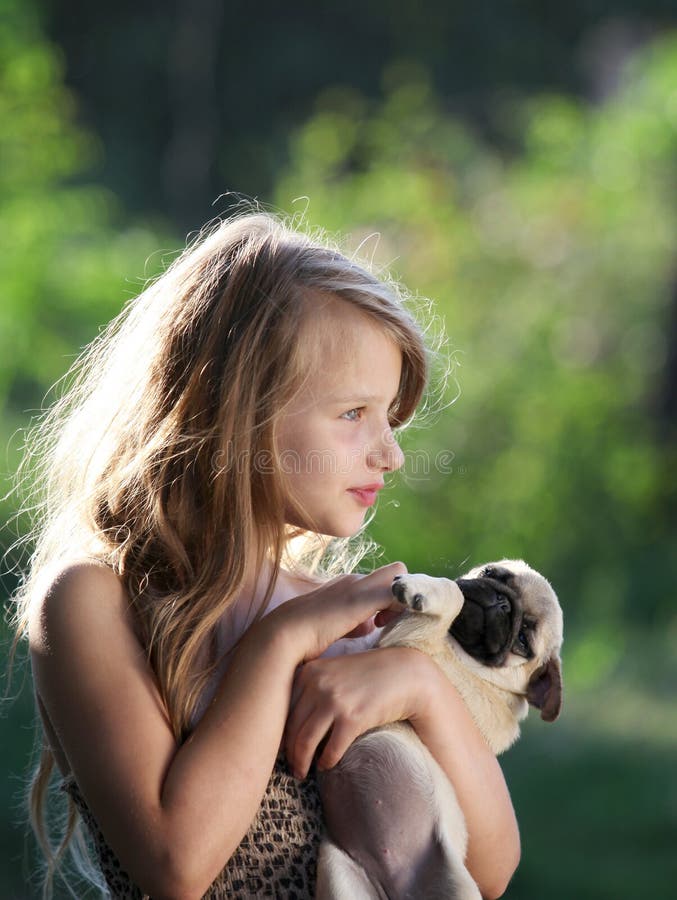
[451,577,521,666]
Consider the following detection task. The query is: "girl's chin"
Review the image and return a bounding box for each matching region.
[333,518,369,539]
[284,510,368,539]
[313,519,366,540]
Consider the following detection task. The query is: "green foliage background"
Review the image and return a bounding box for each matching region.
[1,1,676,896]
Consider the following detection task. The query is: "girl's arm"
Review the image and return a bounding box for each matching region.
[410,657,520,899]
[29,561,405,900]
[284,648,520,900]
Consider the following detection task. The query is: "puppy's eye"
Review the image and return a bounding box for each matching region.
[511,628,532,659]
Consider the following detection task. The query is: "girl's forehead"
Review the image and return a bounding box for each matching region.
[290,293,404,407]
[305,318,402,398]
[304,294,396,361]
[326,317,396,360]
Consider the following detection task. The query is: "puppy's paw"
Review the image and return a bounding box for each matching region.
[391,574,463,620]
[391,574,427,611]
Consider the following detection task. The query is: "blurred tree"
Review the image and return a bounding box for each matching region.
[0,0,167,560]
[163,0,224,224]
[0,5,167,893]
[274,38,677,646]
[40,0,677,231]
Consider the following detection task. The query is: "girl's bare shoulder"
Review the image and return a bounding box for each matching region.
[28,559,179,842]
[28,559,132,655]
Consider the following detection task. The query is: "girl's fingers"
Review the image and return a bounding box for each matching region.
[275,561,409,663]
[286,647,423,777]
[286,705,334,778]
[360,561,407,590]
[329,561,406,587]
[287,668,312,725]
[316,719,358,771]
[285,665,326,772]
[373,607,403,628]
[342,616,376,640]
[328,562,407,634]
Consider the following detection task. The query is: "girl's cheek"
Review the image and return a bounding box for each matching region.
[330,427,362,452]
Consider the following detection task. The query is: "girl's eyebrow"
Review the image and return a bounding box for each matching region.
[327,392,396,405]
[328,394,378,403]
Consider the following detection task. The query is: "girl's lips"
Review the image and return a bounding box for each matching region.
[347,487,382,507]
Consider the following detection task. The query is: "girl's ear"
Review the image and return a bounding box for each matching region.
[526,657,563,722]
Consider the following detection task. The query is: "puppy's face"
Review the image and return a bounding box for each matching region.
[451,559,563,722]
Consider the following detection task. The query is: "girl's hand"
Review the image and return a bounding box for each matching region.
[284,646,432,779]
[268,561,407,664]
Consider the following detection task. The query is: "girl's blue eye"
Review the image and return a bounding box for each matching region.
[341,408,363,422]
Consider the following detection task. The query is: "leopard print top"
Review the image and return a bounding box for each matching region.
[61,753,323,899]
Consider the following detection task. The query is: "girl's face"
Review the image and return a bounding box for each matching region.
[276,306,405,537]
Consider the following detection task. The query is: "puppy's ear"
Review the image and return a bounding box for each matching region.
[526,657,563,722]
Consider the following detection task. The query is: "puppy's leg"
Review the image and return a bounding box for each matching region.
[316,840,384,900]
[319,729,479,900]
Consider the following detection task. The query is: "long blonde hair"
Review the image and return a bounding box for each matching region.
[9,210,430,894]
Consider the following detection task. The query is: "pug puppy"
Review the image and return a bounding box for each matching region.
[316,559,564,900]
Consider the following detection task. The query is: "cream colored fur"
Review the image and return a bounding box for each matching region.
[316,559,563,900]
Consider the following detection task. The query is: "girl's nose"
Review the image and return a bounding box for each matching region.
[367,427,405,472]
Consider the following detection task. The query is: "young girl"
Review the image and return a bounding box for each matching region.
[11,212,520,899]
